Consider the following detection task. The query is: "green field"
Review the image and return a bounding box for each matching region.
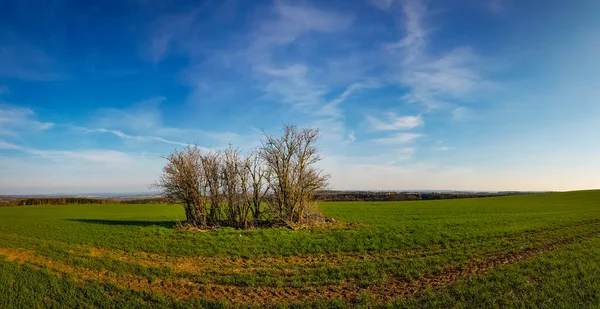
[1,190,600,308]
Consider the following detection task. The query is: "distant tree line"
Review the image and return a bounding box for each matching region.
[315,191,528,202]
[152,124,329,229]
[0,191,528,207]
[0,197,166,207]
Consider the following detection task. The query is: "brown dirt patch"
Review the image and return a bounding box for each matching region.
[1,231,597,306]
[81,244,433,277]
[76,220,597,280]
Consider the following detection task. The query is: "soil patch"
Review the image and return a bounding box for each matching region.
[1,231,597,306]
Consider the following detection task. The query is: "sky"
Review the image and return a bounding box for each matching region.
[0,0,599,194]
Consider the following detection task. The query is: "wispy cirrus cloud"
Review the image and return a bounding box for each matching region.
[95,97,167,134]
[387,0,427,64]
[347,131,356,143]
[385,0,491,112]
[145,1,374,150]
[370,0,394,11]
[248,2,355,111]
[241,2,365,146]
[401,47,487,109]
[366,113,423,131]
[373,132,422,145]
[78,128,191,148]
[91,97,253,148]
[318,80,381,118]
[245,2,353,64]
[0,140,133,164]
[0,104,54,136]
[452,106,472,121]
[257,64,328,108]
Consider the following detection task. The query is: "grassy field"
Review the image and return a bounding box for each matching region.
[1,190,599,308]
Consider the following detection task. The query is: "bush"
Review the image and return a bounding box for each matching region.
[152,124,329,229]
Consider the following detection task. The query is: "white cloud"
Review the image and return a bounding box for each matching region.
[435,146,455,151]
[81,128,191,148]
[248,3,355,110]
[90,98,257,149]
[373,132,422,144]
[367,113,423,131]
[34,150,134,164]
[258,63,328,108]
[95,97,166,134]
[240,3,366,149]
[0,140,134,164]
[388,0,427,64]
[347,131,356,143]
[399,47,486,110]
[319,80,381,118]
[247,2,353,62]
[0,140,21,150]
[452,106,472,121]
[146,1,364,152]
[385,0,491,110]
[370,0,394,11]
[403,47,483,101]
[0,104,54,136]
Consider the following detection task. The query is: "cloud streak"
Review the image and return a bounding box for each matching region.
[246,2,353,63]
[0,104,54,136]
[388,0,427,64]
[82,128,191,147]
[385,0,491,113]
[367,113,423,131]
[373,132,422,144]
[0,140,134,164]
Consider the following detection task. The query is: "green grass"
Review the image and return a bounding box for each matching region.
[0,190,599,308]
[395,237,600,309]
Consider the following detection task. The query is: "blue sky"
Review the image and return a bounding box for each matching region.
[0,0,599,194]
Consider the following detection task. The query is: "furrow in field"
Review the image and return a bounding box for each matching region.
[365,231,600,303]
[75,218,600,280]
[1,229,597,305]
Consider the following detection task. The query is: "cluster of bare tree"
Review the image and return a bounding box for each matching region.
[153,125,329,229]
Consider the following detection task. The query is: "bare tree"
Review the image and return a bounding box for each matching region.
[260,124,329,224]
[152,145,207,227]
[153,124,329,229]
[242,150,270,223]
[221,146,251,228]
[200,150,222,225]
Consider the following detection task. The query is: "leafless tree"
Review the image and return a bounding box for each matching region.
[242,150,271,223]
[200,150,222,225]
[152,145,207,227]
[153,124,329,229]
[260,124,329,224]
[221,146,251,228]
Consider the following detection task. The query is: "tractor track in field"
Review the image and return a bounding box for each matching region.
[1,227,599,306]
[78,218,600,277]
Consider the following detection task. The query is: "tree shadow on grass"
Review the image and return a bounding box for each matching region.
[66,219,176,228]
